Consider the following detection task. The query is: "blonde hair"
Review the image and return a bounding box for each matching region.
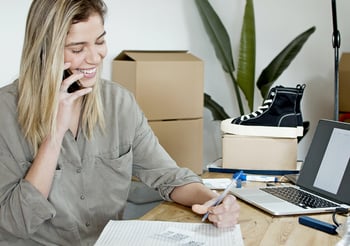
[18,0,107,155]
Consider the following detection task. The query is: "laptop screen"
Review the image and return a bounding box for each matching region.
[297,119,350,205]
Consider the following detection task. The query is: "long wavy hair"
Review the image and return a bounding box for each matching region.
[18,0,107,155]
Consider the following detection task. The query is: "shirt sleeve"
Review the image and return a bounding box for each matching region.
[0,82,56,238]
[130,100,202,201]
[0,156,56,238]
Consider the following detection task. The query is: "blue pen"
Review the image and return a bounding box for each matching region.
[202,170,243,222]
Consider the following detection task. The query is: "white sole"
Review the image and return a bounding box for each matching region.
[221,119,303,138]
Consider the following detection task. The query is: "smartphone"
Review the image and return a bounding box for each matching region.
[63,69,82,93]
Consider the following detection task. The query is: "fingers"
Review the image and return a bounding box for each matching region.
[60,87,93,102]
[71,87,93,98]
[193,195,240,228]
[61,72,84,93]
[211,194,238,214]
[210,195,240,228]
[61,62,86,94]
[192,204,208,215]
[192,194,220,215]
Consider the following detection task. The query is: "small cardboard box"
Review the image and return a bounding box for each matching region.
[222,134,297,171]
[339,53,350,112]
[112,50,204,121]
[149,118,203,174]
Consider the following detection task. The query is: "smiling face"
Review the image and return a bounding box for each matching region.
[64,13,107,89]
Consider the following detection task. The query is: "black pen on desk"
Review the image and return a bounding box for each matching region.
[201,170,243,222]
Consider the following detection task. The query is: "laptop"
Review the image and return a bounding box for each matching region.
[230,119,350,216]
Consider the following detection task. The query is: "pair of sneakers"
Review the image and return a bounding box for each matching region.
[221,84,306,138]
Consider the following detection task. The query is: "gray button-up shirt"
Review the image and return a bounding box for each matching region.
[0,79,201,245]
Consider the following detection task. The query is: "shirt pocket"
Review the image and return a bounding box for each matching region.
[95,146,133,182]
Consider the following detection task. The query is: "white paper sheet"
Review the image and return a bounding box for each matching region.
[202,178,232,189]
[94,220,244,246]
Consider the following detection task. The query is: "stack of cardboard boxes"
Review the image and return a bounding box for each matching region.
[112,51,204,174]
[339,53,350,123]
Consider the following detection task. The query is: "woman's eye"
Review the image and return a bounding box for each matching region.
[69,45,84,54]
[96,40,105,45]
[72,49,83,54]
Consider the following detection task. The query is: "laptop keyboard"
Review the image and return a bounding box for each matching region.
[260,186,339,209]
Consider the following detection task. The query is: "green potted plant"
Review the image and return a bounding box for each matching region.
[195,0,315,122]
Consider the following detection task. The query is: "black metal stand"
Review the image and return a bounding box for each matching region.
[332,0,341,121]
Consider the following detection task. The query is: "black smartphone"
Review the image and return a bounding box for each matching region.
[63,69,82,93]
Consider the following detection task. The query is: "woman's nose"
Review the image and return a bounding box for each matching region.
[86,46,102,64]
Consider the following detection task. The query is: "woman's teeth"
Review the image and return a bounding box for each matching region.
[79,68,96,74]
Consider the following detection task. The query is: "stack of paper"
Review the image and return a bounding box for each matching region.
[94,220,244,246]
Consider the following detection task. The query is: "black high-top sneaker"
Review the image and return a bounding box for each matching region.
[221,84,306,138]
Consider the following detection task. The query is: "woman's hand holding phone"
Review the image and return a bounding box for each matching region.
[60,66,93,97]
[57,64,93,136]
[60,63,94,97]
[63,69,82,93]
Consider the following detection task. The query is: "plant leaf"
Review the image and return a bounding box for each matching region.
[256,26,316,98]
[204,93,230,121]
[237,0,256,111]
[195,0,235,73]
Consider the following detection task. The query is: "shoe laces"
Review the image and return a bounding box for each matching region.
[240,93,275,121]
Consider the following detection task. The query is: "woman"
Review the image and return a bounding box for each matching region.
[0,0,240,245]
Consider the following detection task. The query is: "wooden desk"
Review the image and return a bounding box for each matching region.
[140,172,345,246]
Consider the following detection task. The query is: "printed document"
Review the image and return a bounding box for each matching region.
[94,220,244,246]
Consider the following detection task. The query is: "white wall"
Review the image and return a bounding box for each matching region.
[1,0,349,166]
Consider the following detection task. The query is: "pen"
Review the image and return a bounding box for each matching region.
[202,170,243,222]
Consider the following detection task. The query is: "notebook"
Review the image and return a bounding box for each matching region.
[230,119,350,216]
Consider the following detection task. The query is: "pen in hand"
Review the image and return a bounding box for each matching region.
[201,170,243,222]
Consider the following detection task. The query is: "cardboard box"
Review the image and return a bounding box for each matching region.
[339,53,350,112]
[149,119,203,174]
[112,51,204,121]
[222,134,297,171]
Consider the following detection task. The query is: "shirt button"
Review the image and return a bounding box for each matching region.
[85,222,90,227]
[80,195,85,200]
[76,168,82,173]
